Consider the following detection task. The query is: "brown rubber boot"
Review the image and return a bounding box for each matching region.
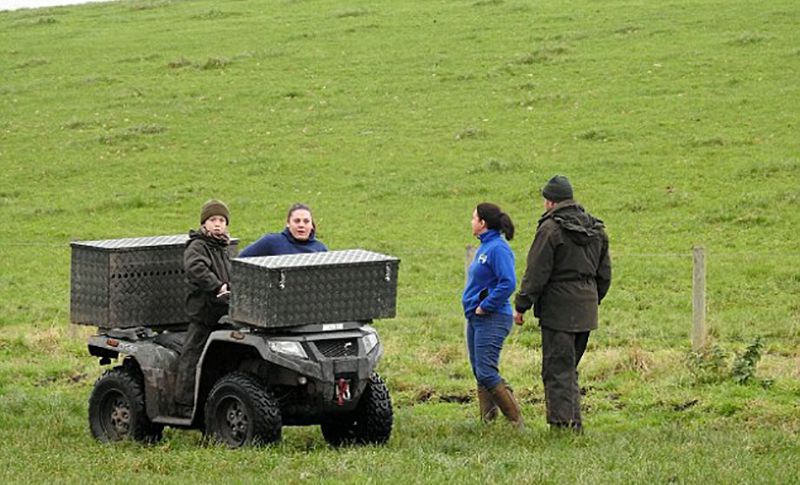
[489,381,524,429]
[477,385,498,423]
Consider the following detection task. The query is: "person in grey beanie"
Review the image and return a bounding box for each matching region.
[513,175,611,433]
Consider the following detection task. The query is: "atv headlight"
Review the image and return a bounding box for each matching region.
[268,340,308,359]
[363,332,379,354]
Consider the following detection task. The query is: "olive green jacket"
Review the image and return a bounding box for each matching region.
[184,229,232,326]
[514,200,611,332]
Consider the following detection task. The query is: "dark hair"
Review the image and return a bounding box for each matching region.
[476,202,514,241]
[287,203,313,221]
[287,203,316,230]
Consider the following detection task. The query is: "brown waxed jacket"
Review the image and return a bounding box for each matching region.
[514,200,611,332]
[184,229,232,326]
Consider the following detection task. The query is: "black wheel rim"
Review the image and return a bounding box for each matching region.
[100,390,131,440]
[216,396,250,447]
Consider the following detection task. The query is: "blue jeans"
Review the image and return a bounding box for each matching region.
[466,312,513,389]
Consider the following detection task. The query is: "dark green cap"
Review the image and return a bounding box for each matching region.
[541,175,573,202]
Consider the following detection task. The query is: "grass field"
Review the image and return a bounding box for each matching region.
[1,0,799,482]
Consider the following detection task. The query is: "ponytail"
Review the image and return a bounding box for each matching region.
[498,212,515,241]
[476,202,515,241]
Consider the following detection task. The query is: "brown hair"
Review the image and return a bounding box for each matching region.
[287,203,316,230]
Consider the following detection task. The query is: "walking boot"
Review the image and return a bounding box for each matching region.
[489,381,524,429]
[477,385,498,423]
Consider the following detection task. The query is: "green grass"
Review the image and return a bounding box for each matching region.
[1,0,799,482]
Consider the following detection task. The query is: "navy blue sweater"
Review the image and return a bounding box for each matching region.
[462,230,516,317]
[239,228,328,257]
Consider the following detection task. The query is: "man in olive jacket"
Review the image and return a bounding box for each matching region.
[514,175,611,432]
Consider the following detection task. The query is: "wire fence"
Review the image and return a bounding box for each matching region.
[3,240,799,256]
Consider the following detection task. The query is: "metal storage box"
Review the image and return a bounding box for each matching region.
[230,249,400,328]
[70,235,238,328]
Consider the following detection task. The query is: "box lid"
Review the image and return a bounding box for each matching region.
[71,234,239,251]
[71,234,189,251]
[234,249,399,269]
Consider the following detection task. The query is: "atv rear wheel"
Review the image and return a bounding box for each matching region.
[88,366,163,443]
[204,372,281,447]
[321,373,393,446]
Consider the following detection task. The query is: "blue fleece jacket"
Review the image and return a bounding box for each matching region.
[239,228,328,257]
[462,230,516,317]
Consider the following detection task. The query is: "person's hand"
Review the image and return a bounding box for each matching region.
[475,306,486,315]
[216,283,230,298]
[513,311,524,326]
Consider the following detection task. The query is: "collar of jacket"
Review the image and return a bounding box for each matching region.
[281,227,317,245]
[189,228,230,247]
[477,229,501,243]
[538,199,578,224]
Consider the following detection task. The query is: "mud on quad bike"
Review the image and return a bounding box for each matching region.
[87,319,392,447]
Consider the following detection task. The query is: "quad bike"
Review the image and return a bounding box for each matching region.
[87,318,392,447]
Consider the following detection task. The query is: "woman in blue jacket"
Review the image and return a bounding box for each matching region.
[462,202,523,428]
[239,203,327,257]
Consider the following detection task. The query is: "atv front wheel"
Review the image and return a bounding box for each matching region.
[204,372,281,447]
[321,373,393,446]
[88,366,163,443]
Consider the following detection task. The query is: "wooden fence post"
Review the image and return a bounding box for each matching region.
[465,245,476,282]
[692,246,706,350]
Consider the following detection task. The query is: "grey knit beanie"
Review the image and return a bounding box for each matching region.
[541,175,573,202]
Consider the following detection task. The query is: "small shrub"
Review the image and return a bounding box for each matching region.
[731,336,764,384]
[686,337,766,385]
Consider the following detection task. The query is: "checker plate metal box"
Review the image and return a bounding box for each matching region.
[230,249,400,328]
[70,235,238,328]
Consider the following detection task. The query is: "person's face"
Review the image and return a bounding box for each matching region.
[471,209,487,237]
[203,215,227,236]
[287,209,313,241]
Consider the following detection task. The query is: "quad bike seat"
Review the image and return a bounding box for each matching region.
[153,331,187,353]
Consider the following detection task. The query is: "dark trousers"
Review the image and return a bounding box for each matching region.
[175,321,213,407]
[541,326,590,427]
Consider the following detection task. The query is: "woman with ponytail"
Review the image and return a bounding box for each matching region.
[462,203,523,428]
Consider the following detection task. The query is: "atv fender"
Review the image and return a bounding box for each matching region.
[88,335,178,420]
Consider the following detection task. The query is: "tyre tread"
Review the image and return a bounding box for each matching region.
[88,366,163,444]
[204,371,281,446]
